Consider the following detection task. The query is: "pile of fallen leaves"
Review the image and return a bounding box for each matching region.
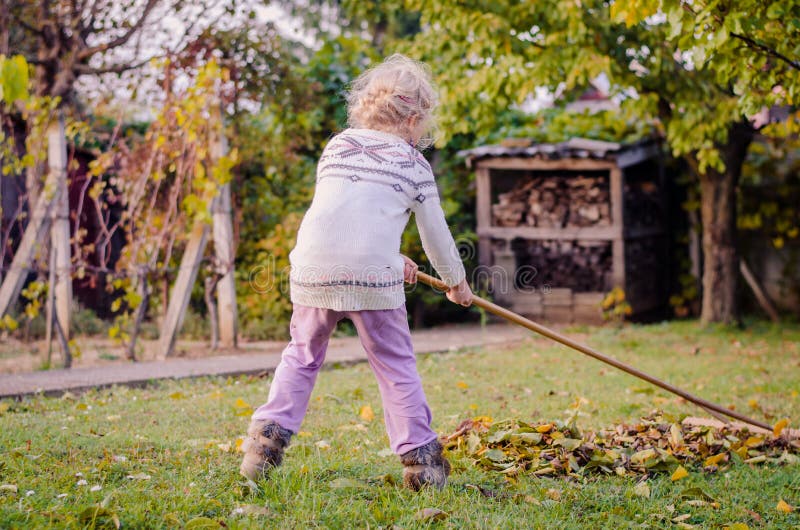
[441,413,799,479]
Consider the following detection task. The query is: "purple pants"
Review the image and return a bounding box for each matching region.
[252,304,438,455]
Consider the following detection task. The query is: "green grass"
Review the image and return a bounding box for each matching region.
[1,320,799,529]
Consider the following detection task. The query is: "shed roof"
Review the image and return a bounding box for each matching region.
[458,136,660,168]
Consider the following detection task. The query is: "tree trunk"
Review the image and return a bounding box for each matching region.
[696,122,753,324]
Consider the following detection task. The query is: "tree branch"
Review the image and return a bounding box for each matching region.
[729,32,800,72]
[681,1,799,71]
[77,0,160,60]
[73,56,154,75]
[9,10,43,36]
[80,0,104,41]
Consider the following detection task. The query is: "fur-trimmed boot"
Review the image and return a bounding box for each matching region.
[239,419,293,481]
[399,439,451,491]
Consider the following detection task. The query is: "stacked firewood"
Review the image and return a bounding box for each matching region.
[492,174,610,228]
[513,239,611,292]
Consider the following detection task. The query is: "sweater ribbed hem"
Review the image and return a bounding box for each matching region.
[290,282,406,311]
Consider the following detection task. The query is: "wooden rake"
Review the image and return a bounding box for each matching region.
[416,271,791,436]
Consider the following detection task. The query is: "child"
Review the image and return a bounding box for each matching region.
[240,54,473,490]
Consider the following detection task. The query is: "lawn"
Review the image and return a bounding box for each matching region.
[0,320,798,529]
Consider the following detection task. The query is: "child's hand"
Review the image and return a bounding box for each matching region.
[446,278,473,307]
[401,255,418,284]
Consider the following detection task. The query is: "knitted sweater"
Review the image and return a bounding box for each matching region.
[289,128,466,311]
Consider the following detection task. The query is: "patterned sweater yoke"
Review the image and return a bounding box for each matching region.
[288,128,466,311]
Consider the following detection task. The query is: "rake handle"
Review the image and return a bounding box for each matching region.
[415,271,773,433]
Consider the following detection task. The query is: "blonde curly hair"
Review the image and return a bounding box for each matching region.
[346,54,438,149]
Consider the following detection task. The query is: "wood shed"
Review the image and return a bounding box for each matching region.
[460,137,668,323]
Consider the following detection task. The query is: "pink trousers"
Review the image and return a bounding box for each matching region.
[252,304,438,455]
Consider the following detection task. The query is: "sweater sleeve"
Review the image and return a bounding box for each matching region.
[412,187,467,288]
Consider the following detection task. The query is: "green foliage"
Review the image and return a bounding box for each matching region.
[20,281,46,321]
[737,117,800,304]
[0,54,60,194]
[739,118,800,249]
[479,106,657,146]
[614,0,800,117]
[70,306,108,337]
[404,0,796,175]
[601,287,633,325]
[0,55,30,104]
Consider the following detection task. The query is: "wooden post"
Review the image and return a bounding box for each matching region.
[45,242,56,365]
[475,166,492,269]
[50,113,72,338]
[609,166,625,288]
[158,213,213,358]
[0,116,62,319]
[740,259,780,323]
[211,127,238,348]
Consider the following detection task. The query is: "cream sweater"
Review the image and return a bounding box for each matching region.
[289,128,466,311]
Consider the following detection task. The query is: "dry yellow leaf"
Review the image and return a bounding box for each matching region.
[359,405,375,422]
[671,466,689,481]
[725,524,749,530]
[776,499,794,513]
[545,488,561,501]
[744,436,763,448]
[456,381,469,390]
[670,423,684,448]
[748,399,759,409]
[235,438,244,452]
[472,415,493,428]
[704,453,726,467]
[415,508,448,521]
[773,418,789,437]
[536,424,553,433]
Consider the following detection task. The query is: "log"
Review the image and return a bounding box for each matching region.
[491,172,611,229]
[512,239,612,292]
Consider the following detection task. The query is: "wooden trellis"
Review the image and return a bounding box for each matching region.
[0,110,239,361]
[158,112,238,357]
[0,114,72,340]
